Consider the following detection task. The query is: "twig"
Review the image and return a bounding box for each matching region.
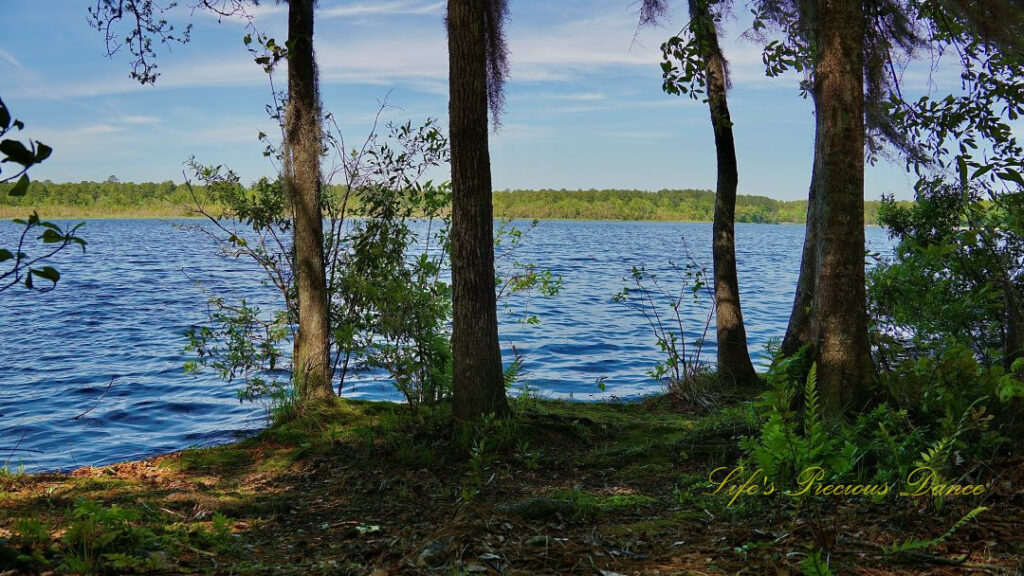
[72,376,117,420]
[2,432,27,469]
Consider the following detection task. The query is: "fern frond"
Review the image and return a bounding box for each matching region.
[804,363,823,443]
[915,434,954,469]
[799,547,834,576]
[884,506,987,556]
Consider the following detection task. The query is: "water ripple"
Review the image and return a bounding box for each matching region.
[0,218,890,471]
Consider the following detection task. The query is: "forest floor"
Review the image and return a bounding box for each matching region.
[1,394,1022,575]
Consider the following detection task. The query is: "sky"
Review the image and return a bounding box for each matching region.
[0,0,971,201]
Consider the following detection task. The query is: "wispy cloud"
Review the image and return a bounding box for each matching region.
[76,124,127,135]
[492,123,555,141]
[320,0,445,18]
[17,1,791,102]
[117,115,162,125]
[547,92,607,101]
[39,54,265,99]
[193,0,445,26]
[0,46,24,70]
[609,130,673,139]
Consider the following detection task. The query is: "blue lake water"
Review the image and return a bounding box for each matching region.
[0,219,892,472]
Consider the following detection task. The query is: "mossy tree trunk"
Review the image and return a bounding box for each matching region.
[447,0,510,421]
[285,0,333,403]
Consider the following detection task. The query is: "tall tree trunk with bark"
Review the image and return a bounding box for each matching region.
[1002,280,1024,368]
[780,91,821,359]
[688,0,758,385]
[809,0,873,415]
[447,0,510,421]
[284,0,333,403]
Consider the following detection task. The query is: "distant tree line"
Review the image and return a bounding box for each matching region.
[493,188,889,224]
[0,180,206,217]
[0,180,893,224]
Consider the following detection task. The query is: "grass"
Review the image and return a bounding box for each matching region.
[0,205,207,219]
[1,396,1020,575]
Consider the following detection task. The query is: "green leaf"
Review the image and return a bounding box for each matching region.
[997,169,1024,188]
[0,249,11,262]
[9,174,29,196]
[40,229,64,243]
[1012,357,1024,373]
[30,266,60,284]
[971,164,993,180]
[957,156,968,187]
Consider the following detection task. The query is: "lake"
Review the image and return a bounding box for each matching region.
[0,219,893,472]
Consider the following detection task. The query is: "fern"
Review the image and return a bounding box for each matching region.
[742,361,860,490]
[914,433,955,471]
[804,364,824,446]
[909,398,981,501]
[883,505,987,556]
[800,548,834,576]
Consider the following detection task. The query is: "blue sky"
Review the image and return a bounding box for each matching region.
[0,0,966,200]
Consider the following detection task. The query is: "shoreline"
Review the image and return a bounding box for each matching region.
[0,209,851,226]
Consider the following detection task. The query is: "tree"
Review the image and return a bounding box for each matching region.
[871,183,1024,370]
[282,0,333,403]
[649,0,760,385]
[446,0,511,421]
[749,0,922,413]
[881,0,1024,367]
[806,0,874,413]
[762,0,1024,412]
[779,137,818,358]
[88,0,335,404]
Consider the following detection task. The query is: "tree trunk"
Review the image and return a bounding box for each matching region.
[809,0,873,415]
[688,0,758,385]
[285,0,333,403]
[447,0,510,421]
[780,91,821,359]
[1003,281,1024,368]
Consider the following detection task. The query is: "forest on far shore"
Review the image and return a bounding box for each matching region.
[0,180,893,223]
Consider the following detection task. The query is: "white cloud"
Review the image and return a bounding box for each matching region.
[319,0,445,18]
[76,124,126,135]
[117,115,162,125]
[17,0,793,103]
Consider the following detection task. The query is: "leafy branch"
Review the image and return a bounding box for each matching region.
[0,97,86,293]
